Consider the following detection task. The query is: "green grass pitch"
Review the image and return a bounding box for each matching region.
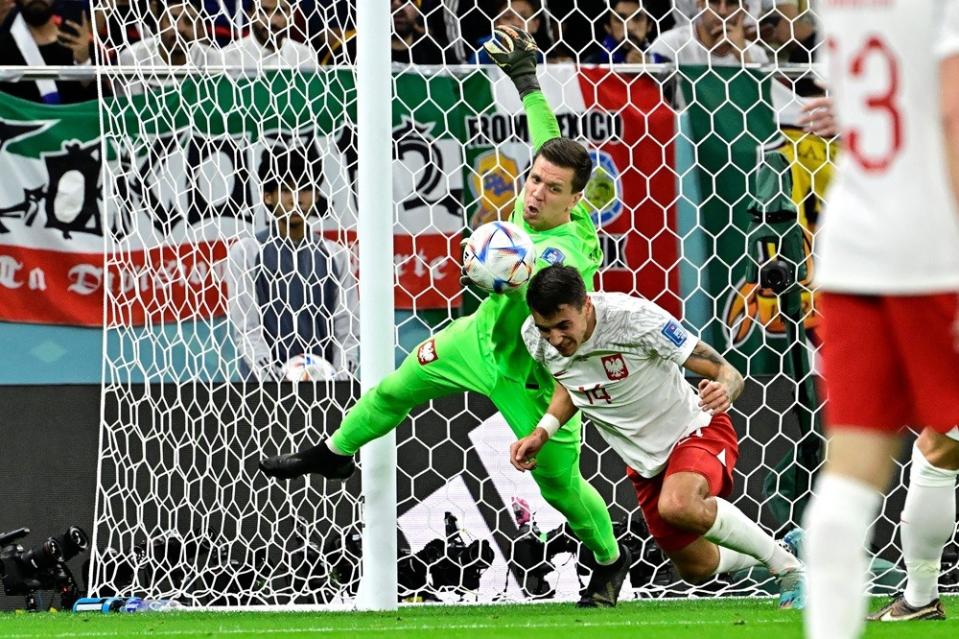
[1,597,957,639]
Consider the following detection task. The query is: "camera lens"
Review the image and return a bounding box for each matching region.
[59,527,90,561]
[760,259,794,294]
[22,538,62,571]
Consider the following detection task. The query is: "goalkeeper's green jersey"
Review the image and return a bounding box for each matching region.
[468,91,603,383]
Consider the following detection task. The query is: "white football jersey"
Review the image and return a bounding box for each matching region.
[816,0,959,293]
[522,292,710,478]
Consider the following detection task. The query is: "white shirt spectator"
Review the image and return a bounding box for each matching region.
[648,24,770,66]
[224,227,358,380]
[214,34,318,72]
[671,1,763,29]
[116,36,215,94]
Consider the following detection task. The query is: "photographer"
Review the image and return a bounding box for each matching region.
[0,0,97,103]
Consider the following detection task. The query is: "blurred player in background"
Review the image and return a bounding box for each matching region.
[803,2,959,637]
[512,265,805,608]
[260,28,634,607]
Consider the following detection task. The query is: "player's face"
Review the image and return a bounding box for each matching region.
[522,157,583,231]
[532,298,593,357]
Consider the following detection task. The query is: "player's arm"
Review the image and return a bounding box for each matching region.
[484,26,560,150]
[682,340,744,415]
[510,379,576,472]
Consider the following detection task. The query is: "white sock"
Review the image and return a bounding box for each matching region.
[716,546,762,574]
[803,473,882,639]
[901,443,958,608]
[705,497,801,576]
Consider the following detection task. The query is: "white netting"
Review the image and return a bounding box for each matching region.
[72,0,930,607]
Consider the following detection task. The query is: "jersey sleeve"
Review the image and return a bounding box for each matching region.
[628,298,696,365]
[523,91,561,151]
[936,1,959,59]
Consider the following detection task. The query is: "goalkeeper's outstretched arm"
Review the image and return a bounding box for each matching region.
[484,26,560,151]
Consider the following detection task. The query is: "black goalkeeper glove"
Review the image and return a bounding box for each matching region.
[483,26,540,98]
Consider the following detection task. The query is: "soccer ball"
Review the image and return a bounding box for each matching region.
[282,354,336,382]
[462,221,536,293]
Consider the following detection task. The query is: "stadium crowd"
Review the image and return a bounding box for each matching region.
[0,0,817,103]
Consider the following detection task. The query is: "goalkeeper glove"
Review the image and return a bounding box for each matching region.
[483,26,540,98]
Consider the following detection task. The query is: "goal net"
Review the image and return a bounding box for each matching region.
[80,0,915,607]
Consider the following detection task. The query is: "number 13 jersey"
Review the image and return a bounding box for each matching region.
[816,0,959,293]
[522,292,711,478]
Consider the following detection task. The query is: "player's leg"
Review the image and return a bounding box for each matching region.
[867,428,959,621]
[651,414,802,605]
[628,466,768,587]
[490,379,627,606]
[803,429,900,637]
[803,293,910,639]
[872,293,959,619]
[260,318,494,479]
[658,472,800,576]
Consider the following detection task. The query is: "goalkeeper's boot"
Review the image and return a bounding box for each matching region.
[259,442,355,480]
[576,544,632,608]
[867,595,946,622]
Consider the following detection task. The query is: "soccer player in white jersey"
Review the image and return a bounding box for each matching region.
[802,2,959,637]
[511,265,806,607]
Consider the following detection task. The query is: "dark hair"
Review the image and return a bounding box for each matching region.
[609,0,644,23]
[526,264,588,317]
[532,138,593,194]
[258,147,319,195]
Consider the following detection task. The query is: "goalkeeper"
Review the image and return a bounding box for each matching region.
[259,27,630,607]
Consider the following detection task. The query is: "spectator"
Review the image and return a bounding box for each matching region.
[225,147,358,381]
[324,0,451,65]
[649,0,768,65]
[545,40,576,63]
[94,0,148,60]
[671,0,761,28]
[469,0,544,65]
[585,0,650,64]
[213,0,318,70]
[758,0,815,63]
[389,0,450,65]
[115,0,214,95]
[0,0,97,103]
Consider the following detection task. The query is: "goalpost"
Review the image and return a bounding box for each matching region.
[77,0,921,608]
